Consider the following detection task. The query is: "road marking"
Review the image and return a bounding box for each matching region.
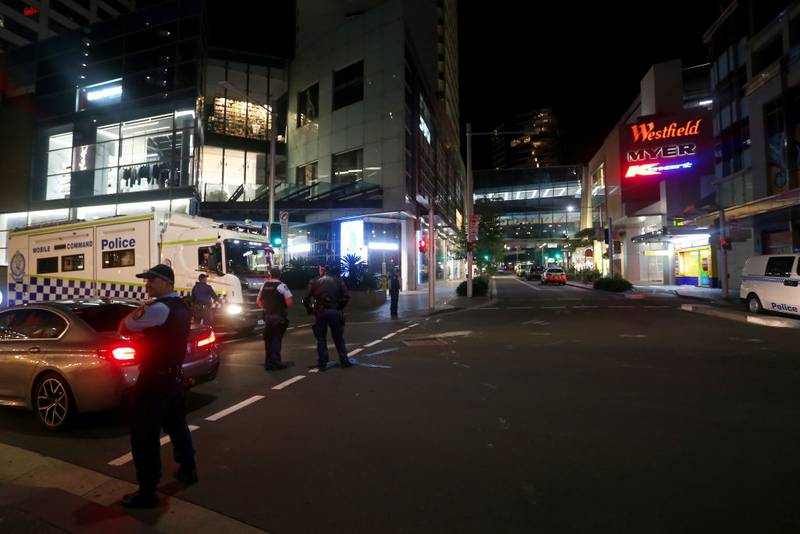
[382,332,397,339]
[508,306,533,310]
[608,305,634,308]
[396,327,409,333]
[408,323,420,329]
[205,395,265,422]
[109,426,200,466]
[272,376,306,390]
[476,307,499,310]
[523,319,550,325]
[619,334,647,338]
[349,348,364,356]
[296,323,312,328]
[509,276,541,291]
[644,305,669,309]
[541,306,566,309]
[573,305,599,309]
[309,368,319,374]
[364,339,383,347]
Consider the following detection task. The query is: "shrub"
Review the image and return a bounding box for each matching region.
[593,276,633,292]
[456,276,489,296]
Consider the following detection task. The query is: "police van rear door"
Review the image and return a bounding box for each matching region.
[763,255,800,315]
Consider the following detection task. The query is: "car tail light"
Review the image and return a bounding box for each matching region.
[197,331,216,348]
[98,346,137,365]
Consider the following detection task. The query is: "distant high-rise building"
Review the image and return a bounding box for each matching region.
[490,109,561,169]
[0,0,135,55]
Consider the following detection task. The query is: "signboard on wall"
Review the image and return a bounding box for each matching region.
[619,110,712,205]
[340,219,367,260]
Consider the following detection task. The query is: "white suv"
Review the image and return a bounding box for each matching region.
[740,254,800,315]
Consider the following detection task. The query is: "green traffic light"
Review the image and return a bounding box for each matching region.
[483,255,489,261]
[273,237,283,246]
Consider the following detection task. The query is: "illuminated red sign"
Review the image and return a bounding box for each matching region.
[630,119,703,143]
[23,6,39,16]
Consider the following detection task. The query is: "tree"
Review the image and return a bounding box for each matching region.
[454,199,505,271]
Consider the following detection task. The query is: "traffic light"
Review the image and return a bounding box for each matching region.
[418,238,427,254]
[721,237,732,250]
[269,222,282,247]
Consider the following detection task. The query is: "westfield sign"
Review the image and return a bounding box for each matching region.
[630,119,703,143]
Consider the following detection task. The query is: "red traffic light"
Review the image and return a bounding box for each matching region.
[418,239,427,253]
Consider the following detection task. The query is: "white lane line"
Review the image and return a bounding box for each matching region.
[364,339,383,347]
[396,327,409,333]
[349,348,364,357]
[272,375,306,390]
[408,323,420,328]
[309,368,319,374]
[573,305,599,309]
[619,334,647,338]
[541,306,566,309]
[205,395,265,422]
[477,307,499,310]
[509,276,541,291]
[382,332,397,339]
[296,323,312,328]
[508,306,533,310]
[608,305,634,308]
[109,426,200,466]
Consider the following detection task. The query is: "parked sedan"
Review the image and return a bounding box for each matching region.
[0,299,220,430]
[526,266,544,281]
[542,268,567,285]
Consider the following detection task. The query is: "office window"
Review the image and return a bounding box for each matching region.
[332,149,363,185]
[61,254,85,272]
[296,162,318,186]
[102,249,135,268]
[297,83,319,127]
[37,257,59,274]
[333,61,363,110]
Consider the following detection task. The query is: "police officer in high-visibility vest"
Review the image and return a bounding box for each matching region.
[118,264,197,509]
[257,267,293,371]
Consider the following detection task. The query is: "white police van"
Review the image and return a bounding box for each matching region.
[740,254,800,316]
[6,212,273,333]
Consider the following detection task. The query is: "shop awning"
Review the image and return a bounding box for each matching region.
[694,188,800,228]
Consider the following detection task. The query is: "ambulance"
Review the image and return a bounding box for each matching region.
[6,212,274,333]
[740,254,800,316]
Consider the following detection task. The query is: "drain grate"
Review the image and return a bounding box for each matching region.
[402,338,448,347]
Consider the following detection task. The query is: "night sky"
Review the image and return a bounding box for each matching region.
[459,2,728,169]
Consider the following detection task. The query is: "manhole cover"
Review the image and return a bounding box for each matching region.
[402,338,448,347]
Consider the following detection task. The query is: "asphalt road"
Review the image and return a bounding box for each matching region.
[1,275,799,533]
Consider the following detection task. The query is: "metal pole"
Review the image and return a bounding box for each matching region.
[719,203,729,300]
[607,216,614,278]
[429,205,435,312]
[269,101,276,226]
[466,123,474,297]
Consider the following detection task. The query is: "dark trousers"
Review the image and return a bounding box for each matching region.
[263,316,288,367]
[193,303,213,326]
[389,290,399,316]
[130,373,195,495]
[312,308,348,367]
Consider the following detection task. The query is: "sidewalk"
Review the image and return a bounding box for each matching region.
[0,443,265,534]
[632,284,738,304]
[364,279,481,320]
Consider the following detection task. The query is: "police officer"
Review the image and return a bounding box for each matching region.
[191,273,219,325]
[303,265,351,371]
[389,269,401,318]
[256,267,293,371]
[118,264,197,509]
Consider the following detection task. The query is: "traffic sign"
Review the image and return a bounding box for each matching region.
[279,210,289,223]
[468,214,480,242]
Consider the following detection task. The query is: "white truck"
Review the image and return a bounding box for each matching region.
[6,212,274,333]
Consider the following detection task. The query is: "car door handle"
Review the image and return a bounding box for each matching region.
[29,347,41,353]
[784,280,799,287]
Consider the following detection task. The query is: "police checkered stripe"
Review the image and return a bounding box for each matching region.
[97,281,148,300]
[8,277,93,306]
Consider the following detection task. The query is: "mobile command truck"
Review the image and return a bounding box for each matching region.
[7,213,273,333]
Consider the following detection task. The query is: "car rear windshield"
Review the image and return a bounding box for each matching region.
[71,303,137,333]
[548,269,564,274]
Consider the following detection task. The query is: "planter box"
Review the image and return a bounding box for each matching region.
[348,290,387,309]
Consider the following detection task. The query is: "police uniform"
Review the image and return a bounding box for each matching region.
[304,273,350,371]
[258,278,293,369]
[123,266,195,508]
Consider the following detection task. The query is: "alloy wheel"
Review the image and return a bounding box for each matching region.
[36,377,69,429]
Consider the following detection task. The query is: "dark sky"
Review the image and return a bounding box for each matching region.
[459,2,728,169]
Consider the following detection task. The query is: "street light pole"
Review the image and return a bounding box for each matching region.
[466,123,474,298]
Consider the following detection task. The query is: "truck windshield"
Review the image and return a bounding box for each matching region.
[224,239,271,276]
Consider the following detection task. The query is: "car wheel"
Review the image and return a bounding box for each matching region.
[746,294,763,314]
[34,372,74,431]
